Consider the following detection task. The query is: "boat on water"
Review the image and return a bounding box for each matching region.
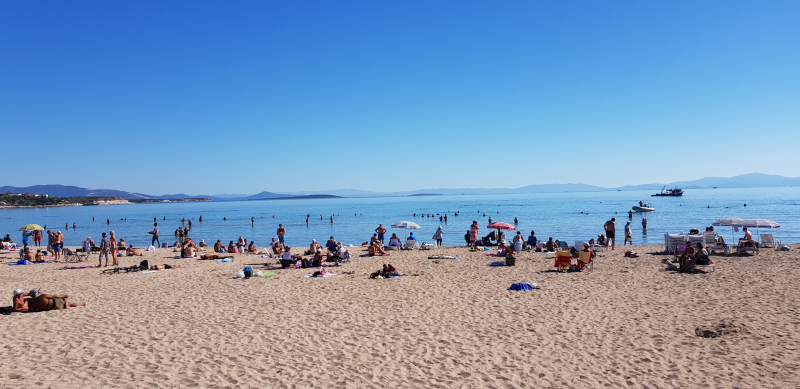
[632,201,655,212]
[652,185,684,197]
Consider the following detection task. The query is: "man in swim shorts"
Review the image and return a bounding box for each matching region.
[375,224,387,245]
[27,289,87,312]
[277,224,286,247]
[604,218,616,250]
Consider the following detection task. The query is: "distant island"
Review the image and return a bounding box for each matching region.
[248,194,342,201]
[407,193,444,197]
[128,198,211,204]
[0,193,130,208]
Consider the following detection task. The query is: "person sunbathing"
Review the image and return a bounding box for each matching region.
[497,242,508,257]
[247,241,258,253]
[227,241,236,253]
[32,250,45,263]
[199,240,208,247]
[369,241,389,256]
[117,238,127,249]
[12,289,30,312]
[27,289,86,312]
[200,253,235,260]
[380,264,398,277]
[126,246,143,256]
[149,264,183,270]
[693,243,710,265]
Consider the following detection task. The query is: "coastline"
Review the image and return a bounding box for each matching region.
[2,243,798,387]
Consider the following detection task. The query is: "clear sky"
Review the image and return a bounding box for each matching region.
[2,1,798,195]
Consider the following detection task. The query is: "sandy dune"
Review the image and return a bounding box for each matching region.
[1,243,799,388]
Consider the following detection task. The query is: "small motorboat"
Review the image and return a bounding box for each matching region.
[632,202,655,212]
[652,185,684,197]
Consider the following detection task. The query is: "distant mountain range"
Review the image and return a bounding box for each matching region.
[2,173,798,201]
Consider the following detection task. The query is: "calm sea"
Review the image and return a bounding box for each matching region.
[1,188,797,248]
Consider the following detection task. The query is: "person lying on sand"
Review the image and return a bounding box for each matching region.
[126,246,143,256]
[200,253,235,260]
[13,289,31,312]
[28,289,86,312]
[371,264,398,278]
[149,264,183,270]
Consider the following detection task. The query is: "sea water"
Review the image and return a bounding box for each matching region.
[1,187,797,248]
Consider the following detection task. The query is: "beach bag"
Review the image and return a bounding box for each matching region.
[146,246,156,252]
[778,245,790,251]
[139,260,149,270]
[301,258,312,268]
[236,270,245,279]
[243,266,253,278]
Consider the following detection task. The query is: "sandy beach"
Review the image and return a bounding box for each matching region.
[1,243,799,388]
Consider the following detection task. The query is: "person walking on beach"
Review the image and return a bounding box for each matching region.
[604,218,616,249]
[98,232,111,267]
[624,221,632,245]
[433,226,444,246]
[277,224,286,247]
[149,223,161,247]
[109,230,119,266]
[469,221,479,246]
[375,224,387,245]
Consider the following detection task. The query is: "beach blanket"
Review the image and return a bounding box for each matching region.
[216,258,232,262]
[487,261,507,267]
[8,261,50,266]
[305,272,336,278]
[508,282,539,291]
[428,255,457,259]
[139,270,159,274]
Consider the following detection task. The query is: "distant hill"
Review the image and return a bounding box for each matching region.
[3,173,798,202]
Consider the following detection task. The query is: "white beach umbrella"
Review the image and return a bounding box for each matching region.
[739,219,780,229]
[391,221,421,239]
[712,218,745,245]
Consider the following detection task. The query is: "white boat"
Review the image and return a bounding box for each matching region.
[632,202,655,212]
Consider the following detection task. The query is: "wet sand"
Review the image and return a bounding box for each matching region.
[1,243,799,388]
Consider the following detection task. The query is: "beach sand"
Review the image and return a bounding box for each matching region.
[1,243,799,388]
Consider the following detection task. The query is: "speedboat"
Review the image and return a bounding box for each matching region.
[632,202,655,212]
[652,185,684,197]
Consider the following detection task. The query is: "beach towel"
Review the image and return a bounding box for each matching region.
[428,255,458,259]
[8,260,49,266]
[216,258,232,263]
[508,282,539,291]
[487,261,507,267]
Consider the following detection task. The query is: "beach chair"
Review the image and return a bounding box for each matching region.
[665,234,687,253]
[760,234,776,249]
[687,234,704,249]
[703,232,727,255]
[403,239,419,250]
[577,250,594,271]
[554,250,572,272]
[737,239,759,255]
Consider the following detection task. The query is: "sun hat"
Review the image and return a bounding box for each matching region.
[13,289,23,296]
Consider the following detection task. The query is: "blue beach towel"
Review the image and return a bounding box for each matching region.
[508,283,536,291]
[488,261,506,267]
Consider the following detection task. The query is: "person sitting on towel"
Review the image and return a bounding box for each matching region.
[32,249,45,263]
[312,249,325,267]
[369,240,389,256]
[126,246,143,256]
[199,239,208,247]
[326,237,338,253]
[214,240,225,253]
[693,243,710,265]
[117,238,127,249]
[526,231,538,248]
[545,238,556,252]
[247,241,258,253]
[497,242,508,257]
[227,241,236,253]
[309,239,321,254]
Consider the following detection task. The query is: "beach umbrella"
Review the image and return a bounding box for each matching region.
[740,219,780,244]
[712,218,745,245]
[487,222,516,243]
[19,224,43,231]
[391,221,421,239]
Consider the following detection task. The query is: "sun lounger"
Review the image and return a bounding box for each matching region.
[665,234,687,253]
[403,240,419,250]
[703,232,727,255]
[760,234,776,249]
[737,239,759,255]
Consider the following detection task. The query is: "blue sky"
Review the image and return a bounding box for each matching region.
[2,1,798,195]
